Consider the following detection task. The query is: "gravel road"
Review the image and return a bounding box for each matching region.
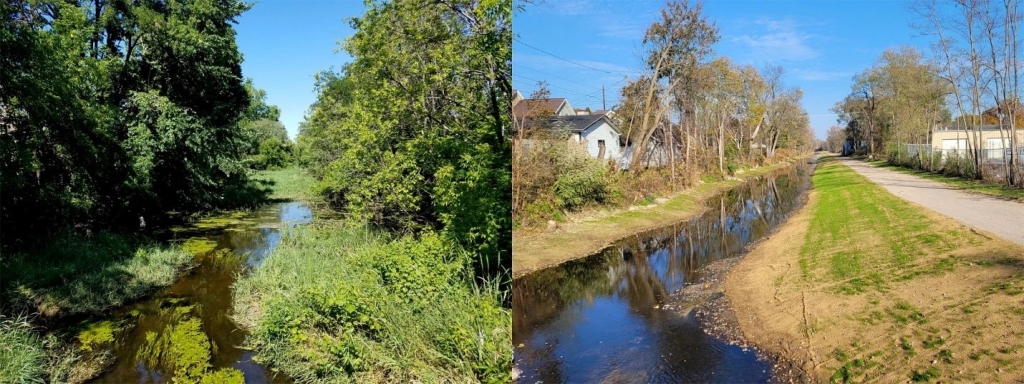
[843,158,1024,247]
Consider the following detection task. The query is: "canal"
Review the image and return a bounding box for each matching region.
[512,160,814,383]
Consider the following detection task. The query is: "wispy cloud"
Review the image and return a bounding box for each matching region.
[539,0,592,16]
[733,18,818,62]
[792,69,851,81]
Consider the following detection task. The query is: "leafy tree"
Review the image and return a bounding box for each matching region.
[298,0,512,276]
[1,0,257,249]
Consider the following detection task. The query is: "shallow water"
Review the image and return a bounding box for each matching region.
[512,162,814,383]
[89,201,312,383]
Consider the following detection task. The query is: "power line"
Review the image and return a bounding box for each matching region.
[516,65,607,91]
[513,73,602,101]
[514,37,635,76]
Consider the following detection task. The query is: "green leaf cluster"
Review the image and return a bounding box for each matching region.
[295,0,512,277]
[1,0,261,249]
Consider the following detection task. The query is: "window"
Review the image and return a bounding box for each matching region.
[598,140,606,159]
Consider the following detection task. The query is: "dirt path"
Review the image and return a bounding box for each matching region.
[725,158,1024,382]
[844,158,1024,246]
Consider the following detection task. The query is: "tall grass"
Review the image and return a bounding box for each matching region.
[0,316,47,384]
[233,224,512,383]
[1,232,193,318]
[254,166,317,201]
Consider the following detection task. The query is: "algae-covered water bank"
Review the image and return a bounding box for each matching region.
[0,201,312,383]
[87,201,313,383]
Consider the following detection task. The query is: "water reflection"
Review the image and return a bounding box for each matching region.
[513,163,812,383]
[91,202,312,383]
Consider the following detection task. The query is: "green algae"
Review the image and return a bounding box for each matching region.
[77,320,119,352]
[137,316,243,384]
[180,238,218,256]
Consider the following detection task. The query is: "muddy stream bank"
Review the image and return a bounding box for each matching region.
[512,159,815,383]
[82,201,316,383]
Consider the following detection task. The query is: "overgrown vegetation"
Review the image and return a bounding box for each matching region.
[254,167,317,201]
[0,0,293,252]
[231,1,513,382]
[295,0,511,277]
[511,0,814,229]
[1,232,194,318]
[233,225,511,383]
[0,316,47,384]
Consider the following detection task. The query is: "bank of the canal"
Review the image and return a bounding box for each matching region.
[512,158,817,383]
[512,155,814,279]
[82,201,315,383]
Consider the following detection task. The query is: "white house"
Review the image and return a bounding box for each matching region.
[545,113,624,161]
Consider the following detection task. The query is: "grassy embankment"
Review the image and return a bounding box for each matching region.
[0,233,196,382]
[726,157,1024,382]
[233,169,512,383]
[253,166,317,201]
[867,159,1024,202]
[0,167,310,383]
[512,155,812,278]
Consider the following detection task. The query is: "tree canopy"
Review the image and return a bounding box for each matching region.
[1,0,266,249]
[296,0,512,276]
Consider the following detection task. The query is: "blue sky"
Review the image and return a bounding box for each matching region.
[513,0,934,140]
[235,1,366,140]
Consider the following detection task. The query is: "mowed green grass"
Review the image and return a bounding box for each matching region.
[799,158,967,294]
[254,167,317,201]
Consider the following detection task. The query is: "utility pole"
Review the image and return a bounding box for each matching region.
[602,85,606,110]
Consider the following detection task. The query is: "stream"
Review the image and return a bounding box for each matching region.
[512,161,814,383]
[88,201,314,383]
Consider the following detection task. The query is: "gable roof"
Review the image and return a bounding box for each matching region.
[543,114,622,135]
[513,98,568,119]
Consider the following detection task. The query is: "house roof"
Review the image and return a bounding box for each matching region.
[513,98,568,119]
[936,124,1014,131]
[543,114,622,135]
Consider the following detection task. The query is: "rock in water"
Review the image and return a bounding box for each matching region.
[512,366,522,381]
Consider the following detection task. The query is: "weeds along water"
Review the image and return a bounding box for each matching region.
[232,224,512,383]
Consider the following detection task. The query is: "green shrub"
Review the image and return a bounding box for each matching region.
[553,151,611,211]
[234,225,511,383]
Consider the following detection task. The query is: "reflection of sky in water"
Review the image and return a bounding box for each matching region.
[93,201,313,384]
[236,202,312,268]
[279,202,313,226]
[513,163,813,383]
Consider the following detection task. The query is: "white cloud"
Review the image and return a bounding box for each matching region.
[732,18,818,62]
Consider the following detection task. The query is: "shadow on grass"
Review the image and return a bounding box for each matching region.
[0,232,194,321]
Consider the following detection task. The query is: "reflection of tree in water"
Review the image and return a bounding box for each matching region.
[513,162,814,381]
